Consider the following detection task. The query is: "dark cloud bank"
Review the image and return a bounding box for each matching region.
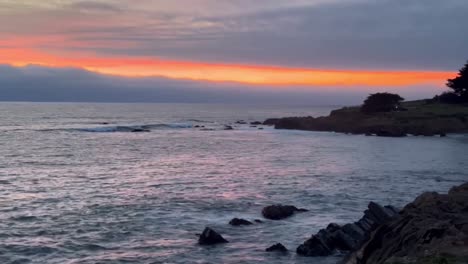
[0,64,442,104]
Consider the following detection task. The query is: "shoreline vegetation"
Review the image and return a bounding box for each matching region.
[263,100,468,137]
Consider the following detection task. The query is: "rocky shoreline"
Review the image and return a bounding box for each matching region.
[263,101,468,137]
[197,182,468,263]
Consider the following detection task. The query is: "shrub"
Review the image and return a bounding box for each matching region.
[361,93,404,113]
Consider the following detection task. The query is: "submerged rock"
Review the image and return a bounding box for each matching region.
[229,218,253,226]
[254,219,264,223]
[262,204,308,220]
[250,121,262,125]
[131,128,150,133]
[224,125,234,130]
[266,243,288,252]
[198,227,229,245]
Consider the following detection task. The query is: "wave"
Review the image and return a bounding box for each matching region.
[35,123,192,133]
[74,123,192,133]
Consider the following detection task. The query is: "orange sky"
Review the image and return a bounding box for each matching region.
[0,48,454,87]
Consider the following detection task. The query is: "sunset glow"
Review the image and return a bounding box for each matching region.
[0,48,453,87]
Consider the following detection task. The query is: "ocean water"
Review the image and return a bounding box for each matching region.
[0,102,467,264]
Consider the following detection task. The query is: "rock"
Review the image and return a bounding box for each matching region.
[258,127,264,130]
[131,128,150,133]
[326,223,341,233]
[224,125,234,130]
[263,118,280,126]
[262,205,308,220]
[332,229,358,251]
[368,202,396,224]
[343,182,468,264]
[229,218,253,226]
[342,223,366,242]
[250,121,262,125]
[297,202,398,258]
[384,205,400,215]
[254,219,264,223]
[198,227,229,245]
[235,120,247,124]
[266,243,288,252]
[296,235,333,256]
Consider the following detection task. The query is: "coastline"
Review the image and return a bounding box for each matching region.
[264,100,468,137]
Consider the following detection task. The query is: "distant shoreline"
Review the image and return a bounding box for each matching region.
[264,100,468,137]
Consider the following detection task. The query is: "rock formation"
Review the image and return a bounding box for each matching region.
[229,218,253,226]
[297,202,399,256]
[198,227,229,245]
[262,204,308,220]
[266,243,288,252]
[344,182,468,264]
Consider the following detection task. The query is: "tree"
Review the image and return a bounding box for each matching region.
[361,93,404,113]
[446,61,468,103]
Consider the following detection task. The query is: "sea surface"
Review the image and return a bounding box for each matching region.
[0,102,467,264]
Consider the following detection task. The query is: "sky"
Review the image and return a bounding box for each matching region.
[0,0,467,103]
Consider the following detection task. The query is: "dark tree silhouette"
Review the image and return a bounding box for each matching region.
[361,93,404,113]
[446,61,468,103]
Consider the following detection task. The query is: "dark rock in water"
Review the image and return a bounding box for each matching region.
[266,243,288,252]
[235,120,247,124]
[198,227,228,245]
[297,202,399,257]
[224,125,234,130]
[439,132,447,137]
[258,127,264,130]
[332,229,358,251]
[131,128,150,133]
[342,223,366,243]
[194,125,201,128]
[297,235,333,256]
[368,202,395,224]
[384,205,400,215]
[251,121,262,125]
[254,219,264,223]
[326,223,341,233]
[229,218,253,226]
[263,118,280,126]
[262,204,308,220]
[344,182,468,264]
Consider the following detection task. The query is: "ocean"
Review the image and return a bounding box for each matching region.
[0,102,467,264]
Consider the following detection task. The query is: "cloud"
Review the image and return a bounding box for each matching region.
[0,64,444,104]
[0,0,466,71]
